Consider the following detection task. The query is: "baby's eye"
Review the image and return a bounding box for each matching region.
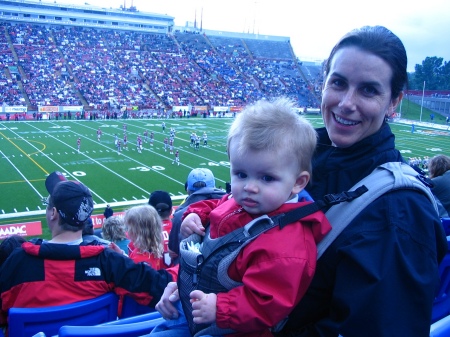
[237,172,247,179]
[262,176,274,182]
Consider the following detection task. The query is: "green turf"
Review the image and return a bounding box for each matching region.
[1,117,233,213]
[1,99,450,240]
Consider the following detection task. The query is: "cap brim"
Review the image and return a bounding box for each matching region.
[45,171,68,194]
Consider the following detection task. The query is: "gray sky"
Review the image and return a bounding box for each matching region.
[54,0,450,72]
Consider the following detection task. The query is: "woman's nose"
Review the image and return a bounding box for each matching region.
[338,88,357,112]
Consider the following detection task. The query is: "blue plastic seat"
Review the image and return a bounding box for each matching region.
[104,311,162,326]
[441,218,450,236]
[58,315,165,337]
[430,314,450,336]
[120,295,156,318]
[8,292,118,337]
[432,236,450,323]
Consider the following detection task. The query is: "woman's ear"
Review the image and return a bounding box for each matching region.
[391,92,404,112]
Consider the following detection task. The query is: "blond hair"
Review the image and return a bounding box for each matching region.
[102,216,127,241]
[227,97,317,175]
[124,205,163,258]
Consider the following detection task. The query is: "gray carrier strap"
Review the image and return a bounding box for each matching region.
[316,162,437,259]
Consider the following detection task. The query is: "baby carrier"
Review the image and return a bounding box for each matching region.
[178,162,437,336]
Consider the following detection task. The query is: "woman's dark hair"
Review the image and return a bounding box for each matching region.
[324,25,408,100]
[429,155,450,178]
[0,235,26,266]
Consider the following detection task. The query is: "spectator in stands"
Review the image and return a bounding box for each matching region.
[168,168,225,265]
[151,97,331,336]
[0,171,175,329]
[428,154,450,216]
[0,235,26,267]
[148,190,173,268]
[101,215,130,254]
[82,217,110,246]
[103,204,114,219]
[125,205,167,271]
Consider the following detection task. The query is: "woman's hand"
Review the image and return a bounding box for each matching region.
[155,282,180,320]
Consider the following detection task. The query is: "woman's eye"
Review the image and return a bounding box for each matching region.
[362,86,378,96]
[331,78,346,88]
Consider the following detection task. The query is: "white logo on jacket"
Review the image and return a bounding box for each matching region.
[85,268,101,276]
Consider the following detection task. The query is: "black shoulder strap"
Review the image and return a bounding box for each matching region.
[273,185,369,229]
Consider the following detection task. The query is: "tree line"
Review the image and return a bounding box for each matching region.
[409,57,450,90]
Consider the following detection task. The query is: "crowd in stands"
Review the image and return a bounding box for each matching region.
[8,23,81,107]
[0,20,321,112]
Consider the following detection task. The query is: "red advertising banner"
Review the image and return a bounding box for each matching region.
[39,106,59,112]
[90,212,125,229]
[0,221,43,240]
[193,105,208,111]
[0,208,179,239]
[91,208,177,229]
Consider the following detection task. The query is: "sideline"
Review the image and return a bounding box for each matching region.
[394,118,450,131]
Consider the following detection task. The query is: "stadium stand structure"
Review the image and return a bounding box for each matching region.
[0,0,322,116]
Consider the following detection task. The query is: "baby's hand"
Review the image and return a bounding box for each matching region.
[180,213,205,238]
[190,290,217,324]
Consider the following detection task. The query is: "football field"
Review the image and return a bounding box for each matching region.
[1,115,450,229]
[0,117,237,216]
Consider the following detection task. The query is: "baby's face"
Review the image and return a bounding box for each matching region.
[229,142,308,215]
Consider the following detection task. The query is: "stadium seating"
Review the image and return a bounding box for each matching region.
[7,292,119,337]
[432,236,450,323]
[0,20,321,111]
[431,313,450,336]
[120,295,157,318]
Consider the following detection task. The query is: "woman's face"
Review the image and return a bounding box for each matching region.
[321,46,402,148]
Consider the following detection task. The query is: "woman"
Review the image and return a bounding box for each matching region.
[277,25,447,337]
[428,154,450,216]
[156,25,447,337]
